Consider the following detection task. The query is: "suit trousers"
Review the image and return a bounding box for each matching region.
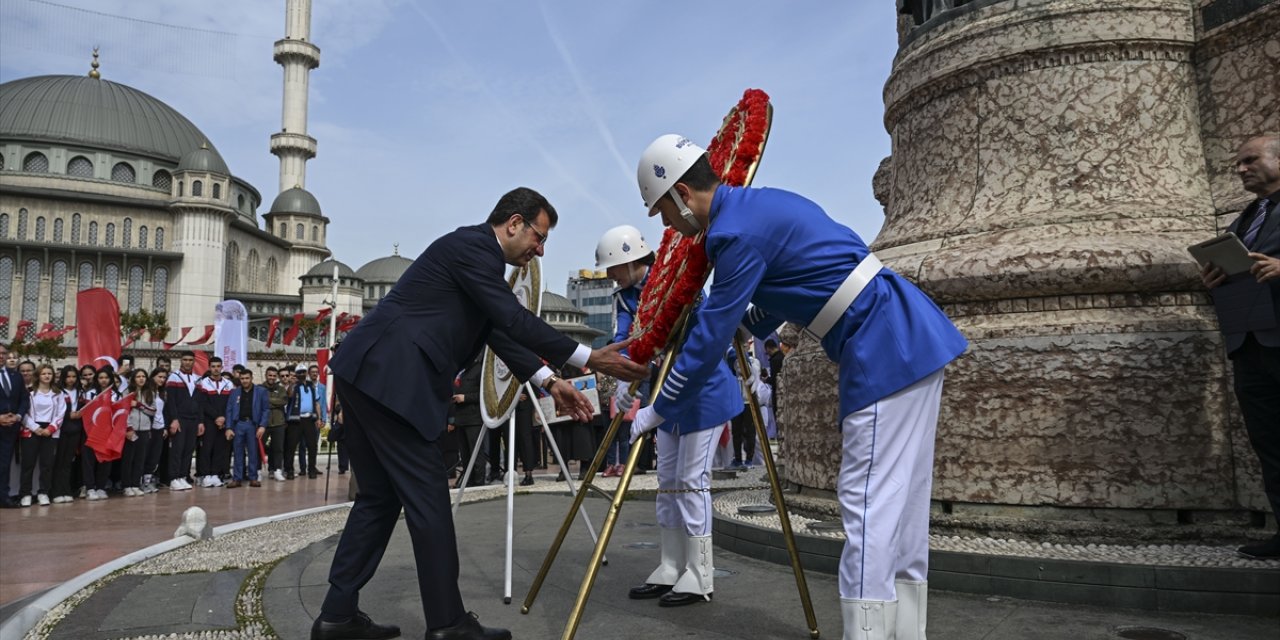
[838,369,944,602]
[230,421,261,482]
[321,378,466,630]
[283,420,302,474]
[1233,335,1280,523]
[730,407,755,463]
[298,419,320,473]
[0,423,18,501]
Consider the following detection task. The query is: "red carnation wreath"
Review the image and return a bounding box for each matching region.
[629,88,773,364]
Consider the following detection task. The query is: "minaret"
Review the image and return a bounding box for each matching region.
[265,0,330,295]
[271,0,319,192]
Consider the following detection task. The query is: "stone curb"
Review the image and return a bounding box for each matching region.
[0,502,353,640]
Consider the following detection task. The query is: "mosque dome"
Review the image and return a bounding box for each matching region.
[0,74,226,164]
[541,291,584,315]
[304,258,357,279]
[269,186,323,216]
[177,144,229,174]
[356,252,413,284]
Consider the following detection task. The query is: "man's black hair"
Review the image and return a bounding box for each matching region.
[677,154,721,192]
[765,339,777,349]
[209,356,223,365]
[485,187,558,228]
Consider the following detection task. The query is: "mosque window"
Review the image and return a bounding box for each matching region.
[17,209,28,240]
[0,257,12,331]
[50,261,67,328]
[103,263,119,295]
[226,242,240,291]
[71,214,81,243]
[53,218,63,243]
[0,213,8,238]
[153,170,172,190]
[21,259,40,323]
[111,162,136,183]
[153,267,168,313]
[212,183,221,199]
[67,156,94,178]
[312,225,318,242]
[23,152,48,173]
[279,223,287,237]
[138,226,148,249]
[35,217,45,241]
[78,262,94,291]
[295,223,304,240]
[88,221,98,245]
[246,250,261,292]
[381,285,388,297]
[192,180,203,197]
[266,257,279,292]
[0,153,4,171]
[122,218,132,248]
[128,265,144,313]
[238,194,246,211]
[177,181,184,197]
[155,227,164,250]
[105,222,116,247]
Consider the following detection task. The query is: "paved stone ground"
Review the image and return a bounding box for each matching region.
[24,485,1279,640]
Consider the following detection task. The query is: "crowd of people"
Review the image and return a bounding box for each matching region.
[0,345,344,509]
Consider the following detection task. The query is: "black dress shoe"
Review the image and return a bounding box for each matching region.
[519,475,534,486]
[426,611,510,640]
[1238,535,1280,560]
[628,582,672,599]
[310,611,400,640]
[659,590,712,607]
[308,471,319,479]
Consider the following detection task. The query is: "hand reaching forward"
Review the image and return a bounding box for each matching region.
[550,380,593,423]
[588,338,649,382]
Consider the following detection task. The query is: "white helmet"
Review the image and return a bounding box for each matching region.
[595,225,652,269]
[637,134,704,231]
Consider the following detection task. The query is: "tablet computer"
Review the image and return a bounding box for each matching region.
[1188,232,1254,275]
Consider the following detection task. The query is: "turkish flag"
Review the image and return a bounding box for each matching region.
[337,315,360,332]
[282,313,305,346]
[265,316,281,348]
[84,391,130,462]
[193,351,210,376]
[314,307,333,324]
[76,288,121,369]
[14,319,34,341]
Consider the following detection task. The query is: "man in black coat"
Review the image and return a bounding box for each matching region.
[312,187,648,640]
[0,344,29,508]
[1202,134,1280,560]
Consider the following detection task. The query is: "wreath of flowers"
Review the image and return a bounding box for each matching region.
[629,88,773,364]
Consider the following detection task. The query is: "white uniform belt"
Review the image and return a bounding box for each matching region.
[805,253,883,342]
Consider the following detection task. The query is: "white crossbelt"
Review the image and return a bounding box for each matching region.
[804,253,884,342]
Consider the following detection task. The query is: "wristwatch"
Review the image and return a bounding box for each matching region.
[542,374,563,391]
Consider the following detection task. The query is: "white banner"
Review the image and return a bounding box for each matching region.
[214,300,249,369]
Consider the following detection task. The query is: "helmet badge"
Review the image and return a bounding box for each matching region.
[621,242,631,253]
[653,164,666,179]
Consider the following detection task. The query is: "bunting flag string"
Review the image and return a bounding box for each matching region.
[163,326,193,350]
[186,324,216,346]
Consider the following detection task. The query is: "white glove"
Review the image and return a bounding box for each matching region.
[629,406,663,444]
[614,384,636,410]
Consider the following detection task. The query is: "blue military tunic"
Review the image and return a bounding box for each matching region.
[654,185,967,422]
[616,272,740,435]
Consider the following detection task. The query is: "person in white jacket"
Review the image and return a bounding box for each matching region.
[19,364,63,507]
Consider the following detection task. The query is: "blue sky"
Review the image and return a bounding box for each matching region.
[0,0,900,293]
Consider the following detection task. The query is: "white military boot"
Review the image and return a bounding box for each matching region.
[895,580,927,640]
[629,527,683,599]
[661,534,713,606]
[841,598,897,640]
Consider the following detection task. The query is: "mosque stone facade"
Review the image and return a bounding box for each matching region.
[781,0,1279,522]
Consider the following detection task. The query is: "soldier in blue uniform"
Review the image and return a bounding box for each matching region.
[596,224,741,606]
[629,135,968,640]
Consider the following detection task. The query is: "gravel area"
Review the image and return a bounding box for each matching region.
[715,489,1280,570]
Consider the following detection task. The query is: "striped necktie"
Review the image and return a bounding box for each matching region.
[1241,198,1271,249]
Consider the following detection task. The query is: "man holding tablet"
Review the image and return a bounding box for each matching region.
[1201,134,1280,560]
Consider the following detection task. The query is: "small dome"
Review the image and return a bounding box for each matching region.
[356,254,413,284]
[177,144,229,174]
[541,291,584,315]
[304,259,357,280]
[270,187,322,216]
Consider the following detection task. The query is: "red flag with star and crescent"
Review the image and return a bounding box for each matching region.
[84,391,131,462]
[76,288,122,370]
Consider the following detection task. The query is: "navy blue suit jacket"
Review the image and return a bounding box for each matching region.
[0,368,28,419]
[226,385,270,428]
[1215,193,1280,354]
[331,224,579,441]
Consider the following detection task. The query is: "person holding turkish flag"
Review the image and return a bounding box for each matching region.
[82,371,129,500]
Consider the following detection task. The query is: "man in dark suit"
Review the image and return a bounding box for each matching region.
[0,344,29,508]
[1202,134,1280,560]
[312,187,648,640]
